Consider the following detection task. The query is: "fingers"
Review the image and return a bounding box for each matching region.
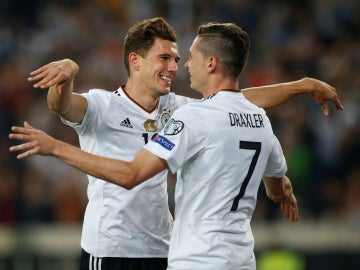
[29,64,49,77]
[321,103,329,116]
[14,146,39,159]
[16,150,35,160]
[280,198,299,222]
[286,204,299,222]
[9,141,32,152]
[24,121,34,129]
[28,68,59,89]
[9,139,40,159]
[9,125,41,159]
[334,96,344,111]
[281,203,294,221]
[28,61,73,89]
[10,125,32,135]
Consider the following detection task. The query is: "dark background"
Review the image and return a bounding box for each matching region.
[0,1,359,269]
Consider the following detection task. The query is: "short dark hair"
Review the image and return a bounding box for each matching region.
[197,22,250,79]
[123,17,178,76]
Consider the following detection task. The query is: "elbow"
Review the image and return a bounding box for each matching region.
[47,101,63,115]
[48,103,58,114]
[111,173,139,190]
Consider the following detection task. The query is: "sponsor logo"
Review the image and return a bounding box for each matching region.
[120,118,133,128]
[164,119,184,135]
[152,134,175,150]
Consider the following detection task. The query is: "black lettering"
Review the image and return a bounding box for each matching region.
[229,113,265,128]
[234,113,240,126]
[229,113,235,126]
[239,114,246,127]
[258,114,264,128]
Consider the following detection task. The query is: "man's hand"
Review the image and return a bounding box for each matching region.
[280,192,299,222]
[303,77,343,116]
[9,121,57,159]
[28,59,79,90]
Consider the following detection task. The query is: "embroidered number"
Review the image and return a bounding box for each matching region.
[142,133,158,145]
[230,141,261,211]
[142,133,149,144]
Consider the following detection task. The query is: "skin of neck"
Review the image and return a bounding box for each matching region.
[201,74,240,98]
[123,78,160,112]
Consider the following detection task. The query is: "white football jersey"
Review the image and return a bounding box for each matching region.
[145,90,287,270]
[63,87,192,257]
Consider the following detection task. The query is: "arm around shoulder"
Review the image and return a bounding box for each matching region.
[241,77,343,115]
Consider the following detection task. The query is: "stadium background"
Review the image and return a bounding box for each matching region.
[0,0,359,269]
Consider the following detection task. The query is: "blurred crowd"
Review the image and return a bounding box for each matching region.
[0,0,359,226]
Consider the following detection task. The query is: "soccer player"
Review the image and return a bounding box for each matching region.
[15,18,341,270]
[11,21,338,269]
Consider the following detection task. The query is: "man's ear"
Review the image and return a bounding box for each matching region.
[207,57,217,72]
[129,52,141,71]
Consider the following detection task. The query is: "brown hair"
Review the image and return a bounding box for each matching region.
[197,22,250,79]
[123,17,177,76]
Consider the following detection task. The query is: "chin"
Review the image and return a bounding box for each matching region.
[161,87,171,95]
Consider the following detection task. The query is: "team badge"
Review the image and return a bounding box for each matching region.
[160,112,171,126]
[164,119,184,135]
[144,119,157,132]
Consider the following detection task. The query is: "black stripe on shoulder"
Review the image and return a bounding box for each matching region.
[113,90,121,97]
[206,93,218,100]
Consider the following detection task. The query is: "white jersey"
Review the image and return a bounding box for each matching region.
[63,87,192,257]
[144,90,287,270]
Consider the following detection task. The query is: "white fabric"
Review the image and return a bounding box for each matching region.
[63,87,192,257]
[145,90,287,270]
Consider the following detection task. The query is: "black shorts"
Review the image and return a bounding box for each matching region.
[79,249,168,270]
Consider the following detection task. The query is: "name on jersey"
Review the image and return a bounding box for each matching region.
[152,134,175,150]
[229,112,264,128]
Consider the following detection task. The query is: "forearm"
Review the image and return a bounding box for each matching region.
[47,81,74,114]
[9,122,166,189]
[52,139,135,189]
[242,78,312,109]
[42,59,83,119]
[47,83,87,123]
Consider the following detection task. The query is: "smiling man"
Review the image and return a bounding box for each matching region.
[19,17,342,270]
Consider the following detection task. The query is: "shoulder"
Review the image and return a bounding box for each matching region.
[82,89,117,110]
[160,92,195,106]
[170,100,206,124]
[88,88,114,95]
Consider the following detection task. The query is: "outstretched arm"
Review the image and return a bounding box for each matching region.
[28,59,87,123]
[262,175,299,222]
[242,77,343,116]
[9,122,167,189]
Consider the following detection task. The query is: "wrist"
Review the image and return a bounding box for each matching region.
[296,77,313,94]
[52,139,64,157]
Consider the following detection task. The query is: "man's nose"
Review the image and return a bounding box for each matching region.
[168,60,178,72]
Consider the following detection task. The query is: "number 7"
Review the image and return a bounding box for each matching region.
[230,141,261,212]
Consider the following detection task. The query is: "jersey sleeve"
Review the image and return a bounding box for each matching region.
[144,106,205,174]
[263,134,287,177]
[61,89,111,135]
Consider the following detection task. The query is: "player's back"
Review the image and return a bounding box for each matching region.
[167,90,285,270]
